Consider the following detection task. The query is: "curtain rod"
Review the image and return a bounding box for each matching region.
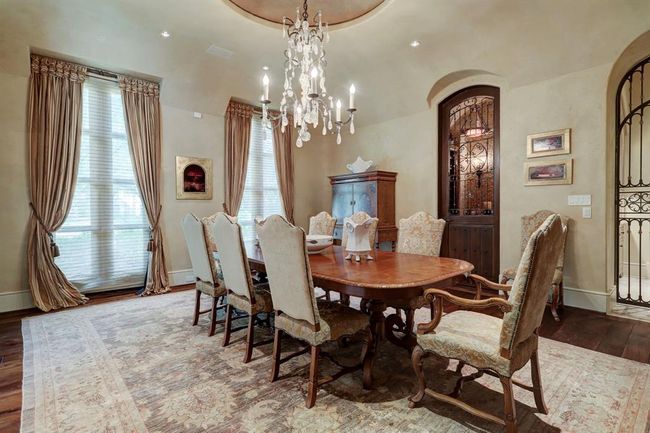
[87,67,118,82]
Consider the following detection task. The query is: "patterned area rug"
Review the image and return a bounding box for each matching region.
[21,291,650,433]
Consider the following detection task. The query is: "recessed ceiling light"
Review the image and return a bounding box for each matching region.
[262,66,269,71]
[410,40,421,48]
[161,31,171,38]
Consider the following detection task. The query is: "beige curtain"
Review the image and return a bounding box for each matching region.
[119,76,170,295]
[271,114,295,223]
[224,100,253,215]
[27,55,88,311]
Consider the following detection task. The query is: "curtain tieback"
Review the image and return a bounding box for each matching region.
[147,206,162,252]
[29,202,60,257]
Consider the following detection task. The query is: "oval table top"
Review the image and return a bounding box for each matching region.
[244,243,474,301]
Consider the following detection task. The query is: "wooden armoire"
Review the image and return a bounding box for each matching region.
[329,171,398,246]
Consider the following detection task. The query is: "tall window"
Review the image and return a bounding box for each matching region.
[238,116,284,241]
[55,77,149,292]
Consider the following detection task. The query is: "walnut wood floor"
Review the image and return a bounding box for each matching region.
[1,287,649,433]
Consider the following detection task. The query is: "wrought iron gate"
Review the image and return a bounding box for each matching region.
[616,55,650,307]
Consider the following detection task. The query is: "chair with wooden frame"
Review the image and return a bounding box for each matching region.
[498,210,569,321]
[339,211,379,306]
[308,211,336,237]
[409,214,565,433]
[211,212,274,363]
[181,213,227,336]
[256,214,374,408]
[384,211,446,335]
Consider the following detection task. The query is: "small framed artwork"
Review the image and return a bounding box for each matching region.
[524,158,573,186]
[176,156,213,200]
[526,128,571,158]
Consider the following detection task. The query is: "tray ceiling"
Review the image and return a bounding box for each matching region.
[227,0,385,25]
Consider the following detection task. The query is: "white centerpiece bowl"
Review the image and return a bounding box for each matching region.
[306,234,333,254]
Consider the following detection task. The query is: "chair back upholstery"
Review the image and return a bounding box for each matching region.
[257,215,320,326]
[520,210,569,285]
[397,211,446,256]
[202,213,219,252]
[181,213,214,284]
[211,212,253,301]
[341,211,378,249]
[500,214,564,354]
[308,211,336,236]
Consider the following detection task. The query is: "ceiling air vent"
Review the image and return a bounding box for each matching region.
[206,44,234,59]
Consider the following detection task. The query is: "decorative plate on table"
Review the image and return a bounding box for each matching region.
[306,234,333,254]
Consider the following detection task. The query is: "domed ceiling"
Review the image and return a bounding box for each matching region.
[227,0,385,25]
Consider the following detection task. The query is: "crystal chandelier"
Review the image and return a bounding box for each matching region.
[260,0,356,147]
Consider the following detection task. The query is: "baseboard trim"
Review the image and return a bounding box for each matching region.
[0,269,197,313]
[563,286,609,313]
[168,269,195,287]
[0,290,35,313]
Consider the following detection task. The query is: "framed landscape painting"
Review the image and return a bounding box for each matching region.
[524,158,573,186]
[176,156,213,200]
[526,128,571,158]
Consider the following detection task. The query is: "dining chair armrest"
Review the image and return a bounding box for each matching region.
[469,274,512,291]
[416,288,513,335]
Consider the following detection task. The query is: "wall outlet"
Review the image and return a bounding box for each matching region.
[568,195,591,206]
[193,111,203,119]
[582,207,592,219]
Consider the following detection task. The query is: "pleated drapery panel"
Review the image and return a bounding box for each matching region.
[27,54,88,311]
[224,100,253,216]
[119,75,170,296]
[271,114,295,224]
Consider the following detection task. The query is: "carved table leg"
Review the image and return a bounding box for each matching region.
[367,300,386,355]
[384,306,417,351]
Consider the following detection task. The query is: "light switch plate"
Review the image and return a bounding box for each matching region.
[568,195,591,206]
[582,207,592,219]
[193,112,203,119]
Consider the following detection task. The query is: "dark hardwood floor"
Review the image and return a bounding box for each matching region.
[0,286,649,432]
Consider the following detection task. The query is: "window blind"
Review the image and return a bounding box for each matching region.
[238,116,284,242]
[55,77,149,292]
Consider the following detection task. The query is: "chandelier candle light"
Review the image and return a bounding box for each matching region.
[260,0,356,147]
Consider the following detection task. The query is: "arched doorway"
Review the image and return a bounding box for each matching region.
[439,85,500,281]
[615,55,650,308]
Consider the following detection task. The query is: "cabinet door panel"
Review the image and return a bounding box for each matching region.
[331,183,354,225]
[353,181,377,216]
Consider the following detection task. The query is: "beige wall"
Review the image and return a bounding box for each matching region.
[318,64,613,310]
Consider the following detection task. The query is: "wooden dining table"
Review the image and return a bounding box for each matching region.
[244,242,474,353]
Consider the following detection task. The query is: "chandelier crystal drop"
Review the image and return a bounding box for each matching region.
[260,0,356,148]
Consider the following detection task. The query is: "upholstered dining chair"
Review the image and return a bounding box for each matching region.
[409,214,565,433]
[181,213,227,336]
[308,211,336,236]
[256,215,373,408]
[210,213,274,363]
[498,210,569,321]
[384,212,446,334]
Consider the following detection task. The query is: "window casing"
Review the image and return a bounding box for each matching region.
[55,77,149,292]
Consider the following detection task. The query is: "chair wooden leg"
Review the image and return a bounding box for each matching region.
[243,313,255,363]
[192,290,201,326]
[551,284,561,322]
[306,345,320,408]
[270,327,282,382]
[530,350,548,414]
[408,345,427,408]
[500,377,518,433]
[340,294,350,306]
[208,296,219,336]
[222,304,233,347]
[324,290,331,301]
